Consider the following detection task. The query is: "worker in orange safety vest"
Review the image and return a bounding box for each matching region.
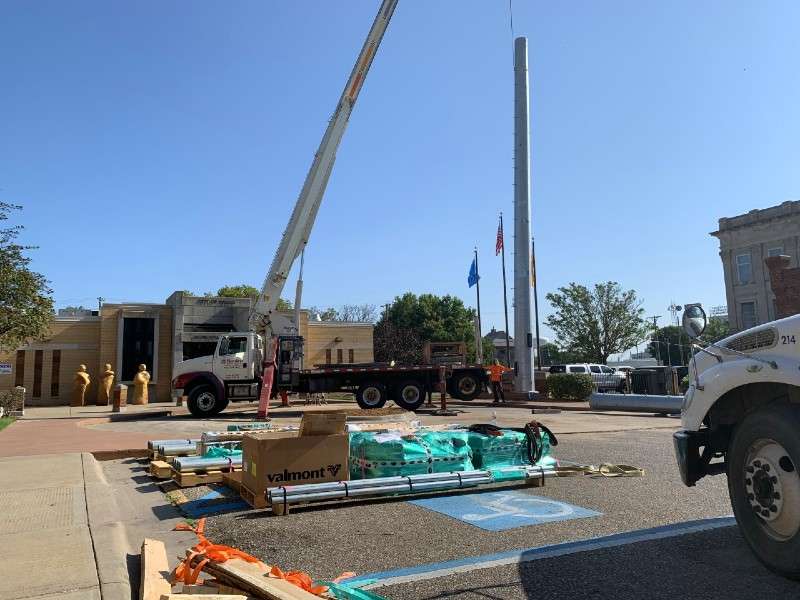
[488,360,513,403]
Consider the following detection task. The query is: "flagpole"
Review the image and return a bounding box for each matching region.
[474,247,483,362]
[499,214,511,367]
[532,237,542,370]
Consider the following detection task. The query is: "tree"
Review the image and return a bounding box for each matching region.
[216,284,259,299]
[0,203,53,351]
[647,325,691,366]
[538,342,589,366]
[308,306,339,321]
[703,316,731,343]
[545,281,647,364]
[338,303,378,323]
[374,292,480,362]
[212,284,291,310]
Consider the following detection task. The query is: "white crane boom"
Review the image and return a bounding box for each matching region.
[251,0,398,332]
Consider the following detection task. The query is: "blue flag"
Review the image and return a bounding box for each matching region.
[468,257,480,287]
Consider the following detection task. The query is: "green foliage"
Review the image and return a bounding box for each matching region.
[547,373,594,400]
[275,298,293,311]
[374,292,478,362]
[703,316,731,343]
[545,281,647,364]
[539,342,590,366]
[0,417,14,433]
[308,305,338,321]
[648,325,691,366]
[216,284,259,299]
[481,336,495,364]
[0,203,53,351]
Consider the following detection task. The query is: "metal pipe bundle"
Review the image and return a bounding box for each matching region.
[172,455,243,472]
[267,466,558,505]
[149,439,197,450]
[157,441,199,456]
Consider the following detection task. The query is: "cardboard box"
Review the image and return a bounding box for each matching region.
[299,411,347,436]
[241,431,349,504]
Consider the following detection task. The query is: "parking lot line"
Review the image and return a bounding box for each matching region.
[352,516,736,589]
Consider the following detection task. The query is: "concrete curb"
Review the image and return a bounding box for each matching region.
[81,453,133,600]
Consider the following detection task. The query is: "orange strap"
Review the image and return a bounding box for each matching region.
[270,565,329,597]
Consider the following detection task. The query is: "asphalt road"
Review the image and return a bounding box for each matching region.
[194,426,800,599]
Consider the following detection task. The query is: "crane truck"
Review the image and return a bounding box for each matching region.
[675,304,800,578]
[171,0,490,418]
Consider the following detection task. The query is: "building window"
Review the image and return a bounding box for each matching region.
[325,349,331,364]
[736,253,752,284]
[767,246,784,257]
[349,349,354,363]
[50,350,61,397]
[741,301,757,330]
[121,317,155,381]
[337,348,343,363]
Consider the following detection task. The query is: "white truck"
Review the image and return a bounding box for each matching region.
[675,304,800,579]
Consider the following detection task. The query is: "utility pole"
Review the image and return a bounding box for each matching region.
[97,297,105,312]
[648,315,661,365]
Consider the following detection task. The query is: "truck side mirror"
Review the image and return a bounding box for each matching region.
[682,304,707,339]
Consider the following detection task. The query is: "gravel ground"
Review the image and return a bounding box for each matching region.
[203,428,731,580]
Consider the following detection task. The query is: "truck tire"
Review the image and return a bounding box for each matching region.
[187,384,226,418]
[727,403,800,579]
[394,380,426,411]
[356,381,387,409]
[450,372,480,401]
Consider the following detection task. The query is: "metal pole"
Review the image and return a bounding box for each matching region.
[513,36,535,394]
[500,214,512,367]
[532,237,542,371]
[474,248,483,364]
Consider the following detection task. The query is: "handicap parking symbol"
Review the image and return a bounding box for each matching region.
[409,490,601,531]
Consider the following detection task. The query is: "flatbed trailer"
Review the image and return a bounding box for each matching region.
[293,361,489,410]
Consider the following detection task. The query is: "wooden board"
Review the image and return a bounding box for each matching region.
[150,460,172,479]
[239,482,268,509]
[160,595,251,599]
[222,470,243,493]
[171,468,239,488]
[140,538,171,600]
[190,557,319,600]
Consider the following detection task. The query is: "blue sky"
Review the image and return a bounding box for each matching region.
[2,1,799,343]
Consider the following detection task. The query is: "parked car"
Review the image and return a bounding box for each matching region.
[548,364,626,392]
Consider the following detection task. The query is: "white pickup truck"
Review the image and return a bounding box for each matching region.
[675,304,800,579]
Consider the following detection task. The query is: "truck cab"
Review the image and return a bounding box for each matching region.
[172,332,265,417]
[675,304,800,579]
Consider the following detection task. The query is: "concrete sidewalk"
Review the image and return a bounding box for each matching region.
[0,453,131,600]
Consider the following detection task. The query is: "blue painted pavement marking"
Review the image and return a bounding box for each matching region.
[349,516,736,589]
[409,490,601,531]
[180,488,249,518]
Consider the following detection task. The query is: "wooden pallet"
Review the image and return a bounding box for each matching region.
[239,482,268,509]
[149,460,172,480]
[222,470,243,493]
[171,467,240,488]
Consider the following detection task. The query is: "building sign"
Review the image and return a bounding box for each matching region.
[0,362,12,375]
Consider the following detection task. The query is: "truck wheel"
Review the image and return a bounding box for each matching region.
[188,384,224,418]
[728,403,800,579]
[356,382,387,409]
[451,373,480,401]
[394,380,426,411]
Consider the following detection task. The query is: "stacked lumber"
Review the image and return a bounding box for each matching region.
[139,538,337,600]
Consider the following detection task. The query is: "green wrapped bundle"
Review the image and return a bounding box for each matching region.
[349,431,474,480]
[467,427,555,469]
[203,446,242,459]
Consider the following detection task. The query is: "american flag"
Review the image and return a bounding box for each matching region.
[495,218,504,255]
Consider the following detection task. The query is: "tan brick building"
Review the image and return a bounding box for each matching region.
[0,293,373,406]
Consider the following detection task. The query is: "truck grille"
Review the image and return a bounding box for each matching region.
[723,328,777,353]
